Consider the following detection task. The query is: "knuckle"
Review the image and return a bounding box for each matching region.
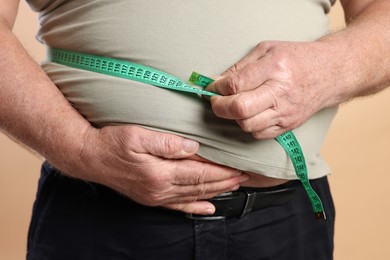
[142,177,170,205]
[276,117,288,128]
[237,119,253,132]
[193,169,208,198]
[123,126,143,150]
[172,203,187,212]
[231,97,251,118]
[124,125,139,143]
[193,182,208,198]
[227,63,239,75]
[276,115,296,131]
[146,135,180,156]
[254,41,278,56]
[273,52,289,71]
[255,42,264,50]
[255,41,270,53]
[226,74,245,94]
[272,53,294,81]
[277,110,300,129]
[187,195,199,203]
[195,184,207,198]
[196,167,207,185]
[145,170,164,184]
[162,136,180,154]
[252,131,266,140]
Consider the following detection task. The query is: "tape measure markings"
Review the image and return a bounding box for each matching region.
[275,132,326,219]
[48,48,218,97]
[48,48,326,219]
[188,71,215,88]
[189,72,326,220]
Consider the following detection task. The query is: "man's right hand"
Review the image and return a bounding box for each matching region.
[72,125,248,215]
[0,1,246,216]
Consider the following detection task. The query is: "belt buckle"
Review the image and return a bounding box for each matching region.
[240,190,257,218]
[185,191,258,220]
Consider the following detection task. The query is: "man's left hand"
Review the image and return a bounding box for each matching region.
[206,41,334,139]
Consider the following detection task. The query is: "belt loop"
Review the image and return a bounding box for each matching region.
[240,191,257,218]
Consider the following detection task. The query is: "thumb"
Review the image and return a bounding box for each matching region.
[136,128,199,159]
[164,201,216,215]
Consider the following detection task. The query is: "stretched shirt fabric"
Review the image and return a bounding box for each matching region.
[27,0,337,180]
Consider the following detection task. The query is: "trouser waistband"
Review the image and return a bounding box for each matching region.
[186,182,298,220]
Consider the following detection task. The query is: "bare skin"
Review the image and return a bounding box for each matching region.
[207,0,390,140]
[189,155,289,187]
[1,0,389,216]
[0,1,247,216]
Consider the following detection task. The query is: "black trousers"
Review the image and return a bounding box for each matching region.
[27,162,335,260]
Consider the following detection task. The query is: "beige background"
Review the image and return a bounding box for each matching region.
[1,1,390,259]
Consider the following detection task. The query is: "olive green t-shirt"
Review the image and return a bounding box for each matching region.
[27,0,337,179]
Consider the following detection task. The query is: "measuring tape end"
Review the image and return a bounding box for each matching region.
[188,71,201,85]
[189,71,215,88]
[314,211,326,220]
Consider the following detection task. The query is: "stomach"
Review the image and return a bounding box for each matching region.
[39,0,336,182]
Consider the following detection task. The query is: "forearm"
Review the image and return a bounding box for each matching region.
[0,21,92,177]
[318,0,390,107]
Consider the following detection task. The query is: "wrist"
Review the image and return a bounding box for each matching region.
[314,37,355,107]
[44,122,98,183]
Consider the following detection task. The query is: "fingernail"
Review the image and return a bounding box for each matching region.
[182,139,198,153]
[206,207,215,215]
[231,184,240,191]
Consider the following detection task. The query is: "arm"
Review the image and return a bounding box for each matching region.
[326,0,390,98]
[0,1,246,214]
[0,0,92,175]
[207,0,390,139]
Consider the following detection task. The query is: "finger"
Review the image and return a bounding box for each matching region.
[171,159,244,184]
[210,87,274,120]
[158,188,237,205]
[236,108,279,133]
[144,185,237,207]
[207,43,273,96]
[172,189,237,203]
[149,175,247,206]
[173,175,248,196]
[164,201,216,215]
[234,108,293,139]
[207,60,269,96]
[252,125,286,140]
[131,127,199,159]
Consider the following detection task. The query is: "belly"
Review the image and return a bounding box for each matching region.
[39,0,336,180]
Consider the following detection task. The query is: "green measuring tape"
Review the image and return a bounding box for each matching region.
[48,48,326,220]
[189,72,326,220]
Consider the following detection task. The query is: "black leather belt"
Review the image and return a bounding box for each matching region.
[186,182,298,220]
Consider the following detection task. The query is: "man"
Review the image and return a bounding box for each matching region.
[0,0,389,259]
